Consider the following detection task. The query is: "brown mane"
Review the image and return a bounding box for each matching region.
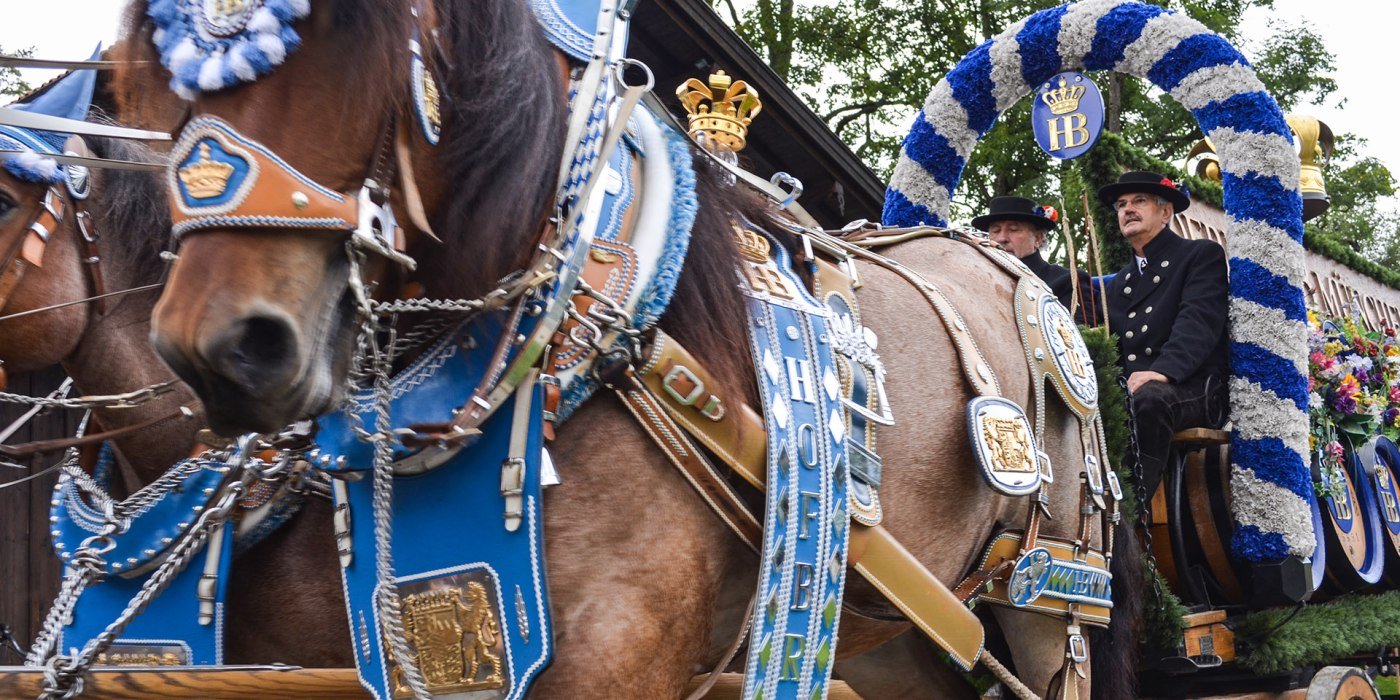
[84,127,173,290]
[115,0,755,398]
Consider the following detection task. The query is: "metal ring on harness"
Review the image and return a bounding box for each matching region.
[613,57,655,92]
[769,171,803,210]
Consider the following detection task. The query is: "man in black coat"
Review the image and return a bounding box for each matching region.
[974,196,1099,324]
[1102,171,1229,498]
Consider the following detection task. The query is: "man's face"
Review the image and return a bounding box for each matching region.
[1114,192,1174,244]
[987,220,1045,258]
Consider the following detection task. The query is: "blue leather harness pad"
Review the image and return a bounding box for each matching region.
[529,0,615,62]
[316,322,552,700]
[736,227,852,700]
[52,459,232,577]
[57,523,234,666]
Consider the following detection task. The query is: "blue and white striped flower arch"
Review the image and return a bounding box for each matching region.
[885,0,1314,563]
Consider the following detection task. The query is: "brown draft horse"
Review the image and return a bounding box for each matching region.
[117,0,1136,696]
[0,82,354,667]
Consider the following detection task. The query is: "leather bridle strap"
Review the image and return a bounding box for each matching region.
[64,136,109,314]
[165,115,414,268]
[0,402,197,459]
[0,185,64,313]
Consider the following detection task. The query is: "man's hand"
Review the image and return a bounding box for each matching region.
[1127,371,1168,394]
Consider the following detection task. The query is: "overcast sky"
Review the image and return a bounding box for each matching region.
[1,1,1393,207]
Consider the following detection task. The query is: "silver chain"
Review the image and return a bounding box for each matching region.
[29,438,290,699]
[346,249,433,700]
[0,380,178,411]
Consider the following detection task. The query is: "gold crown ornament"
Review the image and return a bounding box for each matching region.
[733,224,771,263]
[178,143,235,199]
[1040,76,1086,115]
[676,70,762,152]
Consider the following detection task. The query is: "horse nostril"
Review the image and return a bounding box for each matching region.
[234,316,294,370]
[208,314,300,390]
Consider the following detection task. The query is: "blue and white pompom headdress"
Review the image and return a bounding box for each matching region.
[147,0,311,99]
[0,52,99,183]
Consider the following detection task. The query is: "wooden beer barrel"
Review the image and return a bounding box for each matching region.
[1316,442,1385,595]
[1357,436,1400,586]
[1161,436,1328,606]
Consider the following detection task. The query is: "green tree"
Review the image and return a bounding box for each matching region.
[1,45,34,99]
[714,0,1384,248]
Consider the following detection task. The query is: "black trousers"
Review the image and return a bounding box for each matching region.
[1128,373,1228,499]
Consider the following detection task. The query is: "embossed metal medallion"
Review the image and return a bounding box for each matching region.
[1038,293,1097,414]
[1008,547,1053,607]
[967,396,1041,496]
[387,568,510,699]
[200,0,263,38]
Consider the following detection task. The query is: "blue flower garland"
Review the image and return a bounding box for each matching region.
[147,0,311,98]
[885,0,1314,563]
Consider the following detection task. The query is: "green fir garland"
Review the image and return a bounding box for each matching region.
[1235,591,1400,675]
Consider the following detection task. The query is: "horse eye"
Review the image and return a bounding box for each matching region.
[0,194,14,219]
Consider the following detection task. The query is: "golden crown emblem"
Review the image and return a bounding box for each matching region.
[733,224,771,263]
[178,143,235,199]
[1040,76,1086,116]
[676,70,762,152]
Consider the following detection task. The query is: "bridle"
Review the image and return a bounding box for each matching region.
[0,137,112,389]
[160,0,645,451]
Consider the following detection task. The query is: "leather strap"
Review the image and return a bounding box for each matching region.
[849,524,985,671]
[65,137,109,314]
[0,186,64,313]
[834,237,1002,398]
[634,330,765,486]
[0,403,197,458]
[613,375,761,550]
[634,330,986,672]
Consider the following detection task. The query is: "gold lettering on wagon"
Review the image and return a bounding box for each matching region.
[389,582,506,698]
[982,416,1035,474]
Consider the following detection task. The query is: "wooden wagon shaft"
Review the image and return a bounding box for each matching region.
[0,668,863,699]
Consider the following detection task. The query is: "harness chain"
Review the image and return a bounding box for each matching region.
[347,245,433,699]
[32,439,279,699]
[1120,376,1165,611]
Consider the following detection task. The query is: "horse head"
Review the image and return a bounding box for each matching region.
[0,65,118,376]
[123,0,566,434]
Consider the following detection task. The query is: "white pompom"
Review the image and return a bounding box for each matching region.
[153,28,167,47]
[287,0,311,16]
[168,37,199,70]
[227,44,256,81]
[13,151,61,181]
[247,6,279,34]
[198,55,227,91]
[255,32,287,65]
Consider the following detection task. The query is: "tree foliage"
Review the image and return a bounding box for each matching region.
[1,45,34,100]
[715,0,1396,264]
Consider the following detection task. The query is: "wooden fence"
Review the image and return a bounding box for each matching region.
[1,368,77,665]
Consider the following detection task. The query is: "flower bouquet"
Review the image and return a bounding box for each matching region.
[1307,309,1400,497]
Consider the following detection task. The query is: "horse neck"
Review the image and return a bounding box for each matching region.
[57,203,197,488]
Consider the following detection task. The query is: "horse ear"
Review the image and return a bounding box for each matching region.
[12,44,102,123]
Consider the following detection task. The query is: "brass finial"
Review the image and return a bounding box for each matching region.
[1286,113,1334,221]
[676,70,762,152]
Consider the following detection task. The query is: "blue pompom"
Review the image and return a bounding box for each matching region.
[1016,4,1069,87]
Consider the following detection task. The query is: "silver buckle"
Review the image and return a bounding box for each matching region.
[662,364,705,405]
[354,183,416,269]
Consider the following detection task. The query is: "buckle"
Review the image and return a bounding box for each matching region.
[661,364,725,421]
[1067,632,1088,664]
[661,364,705,405]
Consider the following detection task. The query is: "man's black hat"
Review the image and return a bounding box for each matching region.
[971,196,1059,232]
[1097,170,1190,212]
